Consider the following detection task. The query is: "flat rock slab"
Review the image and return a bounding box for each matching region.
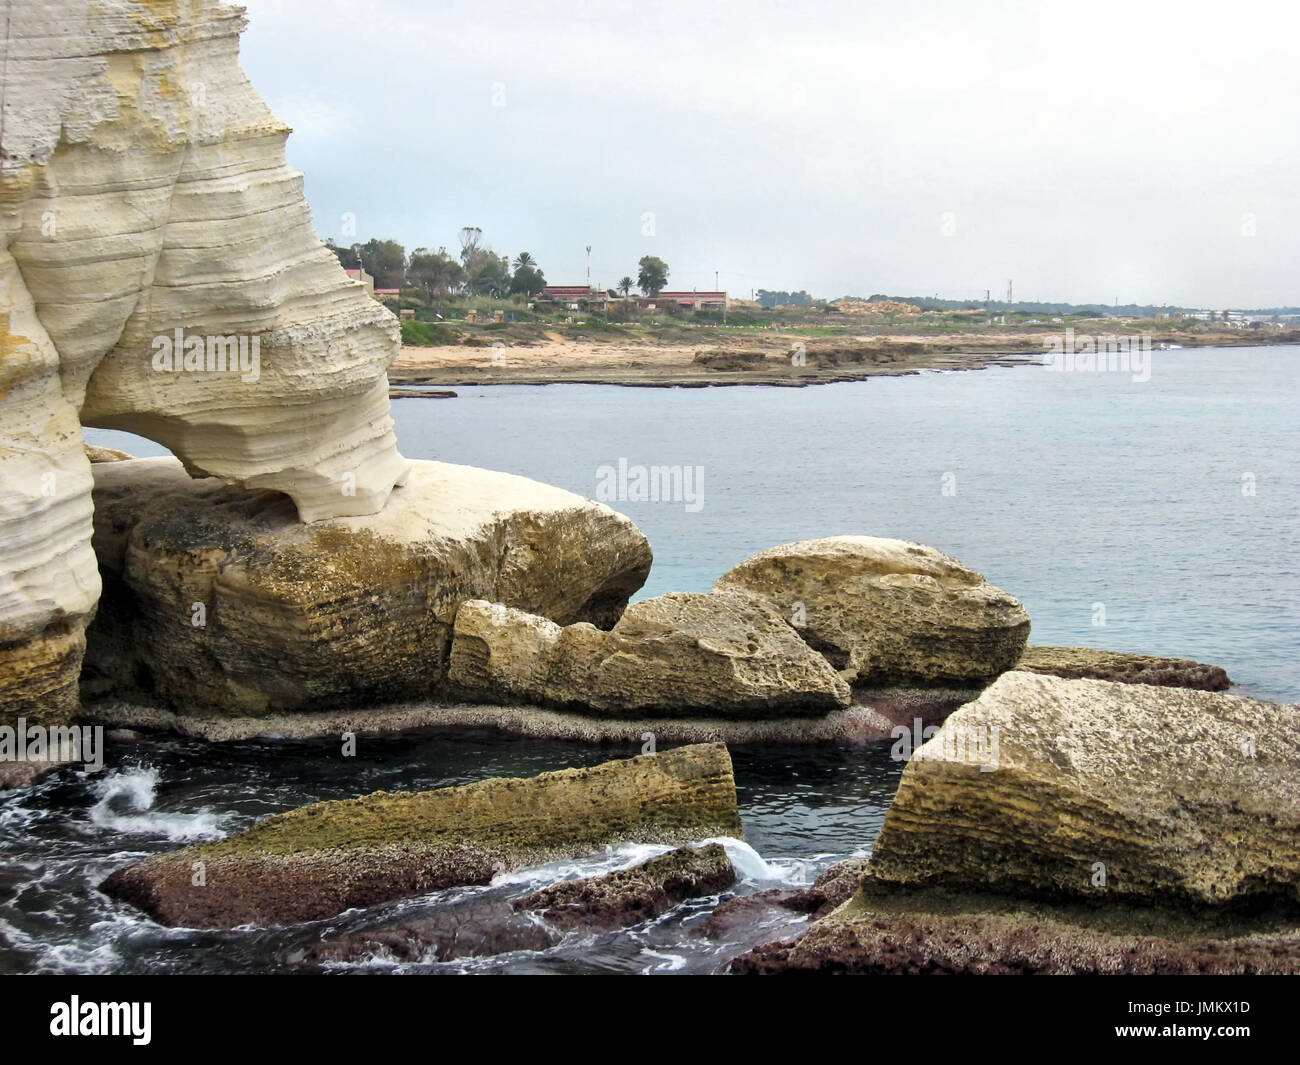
[101,743,741,929]
[516,843,735,930]
[1017,645,1231,690]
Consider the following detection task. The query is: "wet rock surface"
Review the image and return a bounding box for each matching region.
[102,744,741,929]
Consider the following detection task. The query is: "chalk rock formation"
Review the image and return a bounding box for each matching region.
[734,672,1300,973]
[103,743,743,928]
[2,1,408,724]
[448,592,852,716]
[84,457,652,714]
[713,536,1030,685]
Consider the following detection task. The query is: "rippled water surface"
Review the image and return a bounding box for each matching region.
[44,345,1299,974]
[0,731,899,974]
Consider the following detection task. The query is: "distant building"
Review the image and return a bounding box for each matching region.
[374,288,401,302]
[342,267,374,295]
[639,291,729,311]
[540,285,609,309]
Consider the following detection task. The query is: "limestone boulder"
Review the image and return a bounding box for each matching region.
[870,670,1300,907]
[84,457,652,714]
[713,536,1030,685]
[102,743,743,928]
[448,592,852,717]
[734,671,1300,974]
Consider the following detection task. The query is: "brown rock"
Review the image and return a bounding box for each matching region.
[101,743,742,929]
[1016,644,1231,691]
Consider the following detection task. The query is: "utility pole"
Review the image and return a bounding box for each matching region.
[586,245,592,291]
[985,288,991,325]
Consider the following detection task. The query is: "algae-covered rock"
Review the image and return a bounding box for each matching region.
[102,743,742,928]
[84,457,652,714]
[448,592,850,717]
[1016,645,1231,691]
[713,536,1030,685]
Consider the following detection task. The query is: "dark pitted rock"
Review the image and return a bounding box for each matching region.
[297,844,735,965]
[84,457,651,715]
[733,886,1300,975]
[449,592,851,717]
[294,898,561,965]
[101,743,741,929]
[713,536,1030,685]
[1016,645,1231,691]
[516,844,735,930]
[703,856,870,938]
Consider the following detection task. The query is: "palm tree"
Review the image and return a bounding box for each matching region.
[513,252,536,271]
[618,276,635,298]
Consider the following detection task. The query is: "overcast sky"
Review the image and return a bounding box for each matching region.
[239,0,1299,308]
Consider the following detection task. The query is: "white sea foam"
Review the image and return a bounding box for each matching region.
[88,767,224,842]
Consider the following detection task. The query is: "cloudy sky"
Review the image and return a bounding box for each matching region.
[239,0,1299,308]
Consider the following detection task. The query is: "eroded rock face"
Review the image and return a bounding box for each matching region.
[867,671,1300,907]
[2,1,409,723]
[448,592,851,717]
[84,457,652,714]
[713,536,1030,685]
[102,743,743,928]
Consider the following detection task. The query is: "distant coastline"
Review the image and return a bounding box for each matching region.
[389,329,1298,390]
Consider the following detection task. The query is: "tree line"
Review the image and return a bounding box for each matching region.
[325,228,671,301]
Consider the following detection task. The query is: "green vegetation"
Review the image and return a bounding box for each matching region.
[637,255,669,296]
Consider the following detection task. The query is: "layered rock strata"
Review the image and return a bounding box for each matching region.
[735,672,1300,973]
[2,0,409,724]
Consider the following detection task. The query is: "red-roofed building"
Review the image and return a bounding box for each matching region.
[540,285,609,308]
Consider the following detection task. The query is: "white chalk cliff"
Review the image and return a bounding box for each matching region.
[1,1,409,719]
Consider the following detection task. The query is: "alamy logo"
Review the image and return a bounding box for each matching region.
[890,717,1000,771]
[49,997,151,1045]
[151,328,261,383]
[0,718,103,771]
[595,457,704,513]
[1042,328,1151,382]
